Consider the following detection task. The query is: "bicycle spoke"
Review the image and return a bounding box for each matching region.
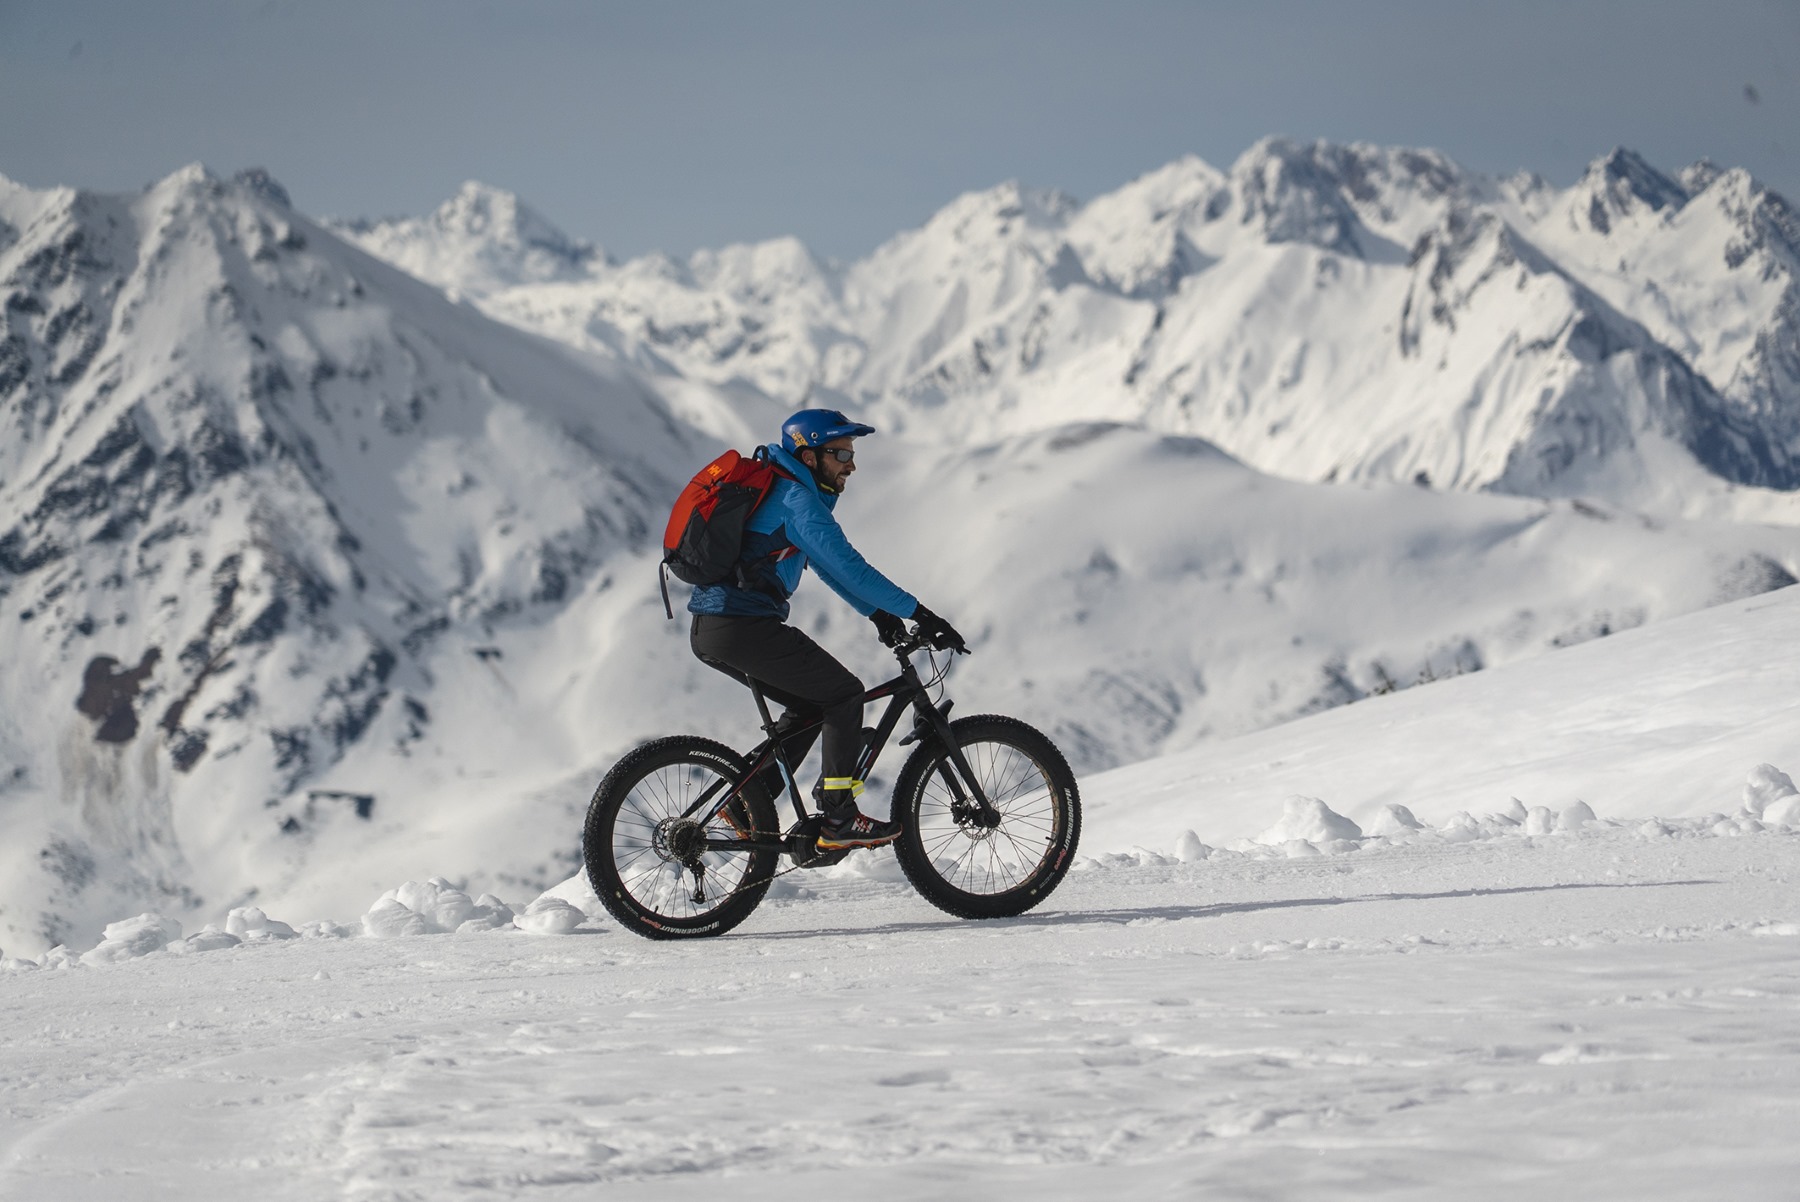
[899,729,1077,902]
[608,763,757,920]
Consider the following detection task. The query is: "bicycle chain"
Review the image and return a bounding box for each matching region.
[679,826,821,909]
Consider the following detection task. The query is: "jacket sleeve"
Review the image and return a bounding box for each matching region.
[784,491,918,618]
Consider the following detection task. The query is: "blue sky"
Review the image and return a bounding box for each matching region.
[1,0,1794,260]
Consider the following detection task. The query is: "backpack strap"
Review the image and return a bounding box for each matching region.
[730,446,797,593]
[755,443,798,483]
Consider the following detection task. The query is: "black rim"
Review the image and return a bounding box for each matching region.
[609,759,759,922]
[913,739,1062,897]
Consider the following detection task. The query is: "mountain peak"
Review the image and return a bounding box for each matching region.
[1680,158,1726,195]
[1571,148,1688,234]
[232,167,291,209]
[432,182,575,252]
[922,180,1080,241]
[1228,137,1371,256]
[327,182,602,294]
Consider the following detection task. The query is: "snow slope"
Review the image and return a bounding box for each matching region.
[1083,582,1800,852]
[4,538,1799,1201]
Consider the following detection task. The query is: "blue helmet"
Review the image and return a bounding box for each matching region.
[781,408,876,451]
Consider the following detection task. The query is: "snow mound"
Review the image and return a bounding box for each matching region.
[1763,797,1800,828]
[537,871,605,919]
[226,907,298,941]
[168,928,242,955]
[1367,805,1426,836]
[79,913,182,965]
[1174,831,1213,862]
[1558,801,1598,832]
[456,897,517,934]
[362,898,430,939]
[1252,796,1364,846]
[362,878,513,937]
[1744,763,1800,823]
[514,896,587,935]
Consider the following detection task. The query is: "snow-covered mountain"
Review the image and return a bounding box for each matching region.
[341,140,1800,521]
[0,165,704,955]
[6,146,1800,959]
[326,181,606,295]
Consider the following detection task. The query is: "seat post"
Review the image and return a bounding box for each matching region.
[748,681,809,816]
[748,681,780,738]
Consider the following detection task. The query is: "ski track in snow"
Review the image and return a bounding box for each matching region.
[4,828,1798,1201]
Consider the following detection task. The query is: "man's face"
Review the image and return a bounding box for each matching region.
[808,435,857,492]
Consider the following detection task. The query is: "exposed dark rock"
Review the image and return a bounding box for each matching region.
[0,333,29,396]
[76,649,162,743]
[321,646,397,749]
[233,168,291,209]
[307,789,375,820]
[169,730,208,773]
[271,727,311,772]
[193,419,251,481]
[238,598,288,644]
[39,838,96,890]
[402,615,450,656]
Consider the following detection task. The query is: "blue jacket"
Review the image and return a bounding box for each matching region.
[687,442,919,622]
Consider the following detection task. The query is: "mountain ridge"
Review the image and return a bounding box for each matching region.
[336,139,1800,520]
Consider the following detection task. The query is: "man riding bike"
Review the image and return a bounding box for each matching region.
[687,408,966,852]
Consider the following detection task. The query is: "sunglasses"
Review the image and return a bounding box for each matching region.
[815,447,855,464]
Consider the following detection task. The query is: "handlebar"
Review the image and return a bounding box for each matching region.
[887,622,968,658]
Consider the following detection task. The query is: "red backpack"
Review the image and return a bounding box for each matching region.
[659,447,791,616]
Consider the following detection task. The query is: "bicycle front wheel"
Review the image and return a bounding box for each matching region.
[892,714,1081,920]
[583,735,779,939]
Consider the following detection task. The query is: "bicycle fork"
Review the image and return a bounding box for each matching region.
[905,698,1001,829]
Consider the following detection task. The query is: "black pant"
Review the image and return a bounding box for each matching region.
[690,614,866,802]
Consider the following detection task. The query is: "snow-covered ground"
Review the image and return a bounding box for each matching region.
[5,589,1798,1199]
[3,829,1797,1200]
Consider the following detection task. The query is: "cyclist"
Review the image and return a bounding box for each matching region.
[688,408,966,851]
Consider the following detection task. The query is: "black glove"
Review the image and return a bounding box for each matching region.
[911,604,967,653]
[870,609,906,647]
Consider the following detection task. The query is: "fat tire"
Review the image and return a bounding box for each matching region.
[583,735,779,940]
[891,714,1080,920]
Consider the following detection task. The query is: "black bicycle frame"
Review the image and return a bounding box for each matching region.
[682,639,993,852]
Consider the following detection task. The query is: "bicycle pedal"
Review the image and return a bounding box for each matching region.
[784,816,852,869]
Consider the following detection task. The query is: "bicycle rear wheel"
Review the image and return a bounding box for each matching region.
[583,735,779,939]
[892,715,1080,920]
